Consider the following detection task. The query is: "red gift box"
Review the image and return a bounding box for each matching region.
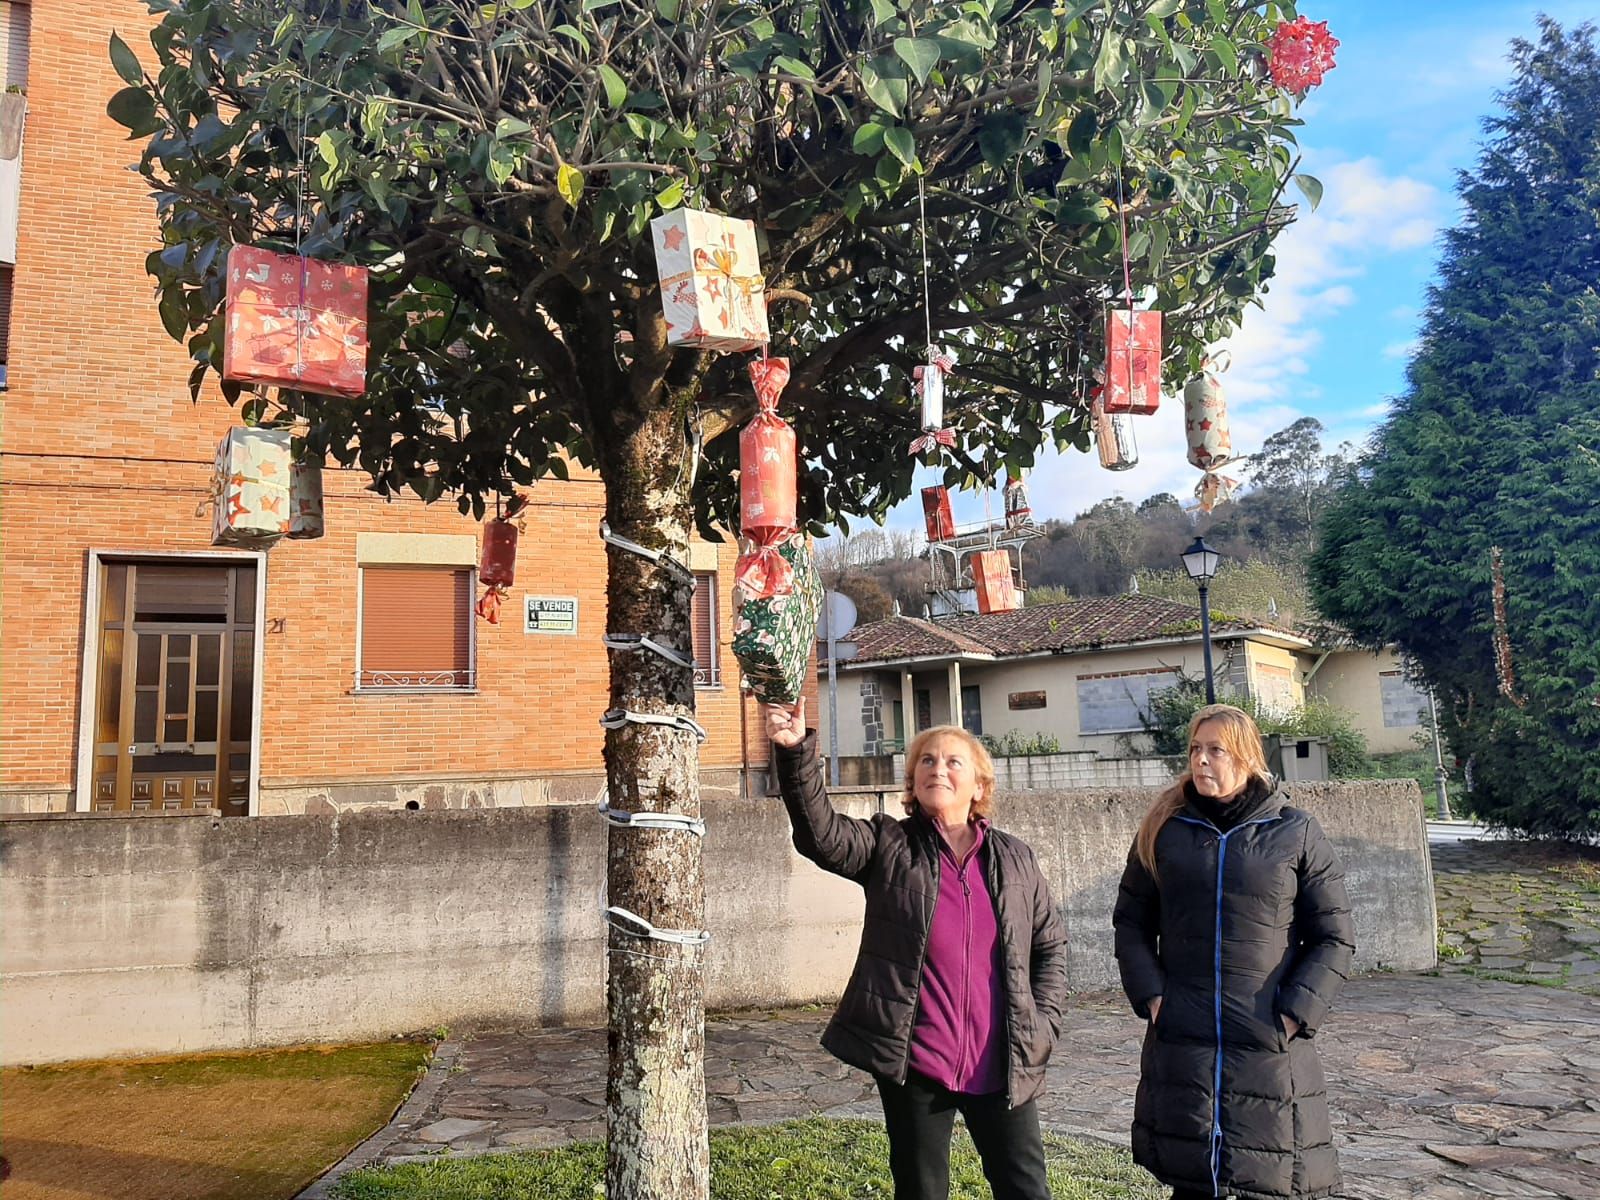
[922,486,955,543]
[972,550,1019,614]
[224,245,369,398]
[1103,308,1161,415]
[739,357,797,536]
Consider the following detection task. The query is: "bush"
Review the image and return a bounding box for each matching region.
[980,730,1063,757]
[1140,672,1372,777]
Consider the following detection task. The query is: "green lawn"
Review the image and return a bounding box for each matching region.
[333,1117,1163,1200]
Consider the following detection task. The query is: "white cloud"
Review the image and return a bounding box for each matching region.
[1383,338,1420,360]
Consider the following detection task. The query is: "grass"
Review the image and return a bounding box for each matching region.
[1355,750,1468,819]
[1,1040,430,1200]
[332,1117,1165,1200]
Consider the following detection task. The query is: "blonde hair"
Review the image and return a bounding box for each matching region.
[901,725,996,820]
[1133,704,1272,876]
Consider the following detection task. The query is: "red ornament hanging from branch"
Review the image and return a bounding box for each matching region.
[1267,17,1339,93]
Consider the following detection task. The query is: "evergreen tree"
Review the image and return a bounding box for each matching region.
[1310,19,1600,834]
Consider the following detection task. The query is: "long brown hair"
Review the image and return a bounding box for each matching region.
[1133,704,1272,877]
[901,725,996,820]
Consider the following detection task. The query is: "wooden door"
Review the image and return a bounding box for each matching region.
[91,561,257,815]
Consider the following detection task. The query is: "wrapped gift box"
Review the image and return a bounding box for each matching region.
[731,533,823,705]
[922,486,955,543]
[1183,372,1236,471]
[972,549,1019,614]
[1093,396,1139,471]
[224,245,369,398]
[211,427,291,548]
[741,357,796,534]
[1103,308,1162,415]
[651,208,769,353]
[288,459,324,540]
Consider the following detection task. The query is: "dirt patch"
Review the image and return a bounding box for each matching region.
[0,1041,428,1200]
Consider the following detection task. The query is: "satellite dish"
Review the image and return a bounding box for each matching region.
[820,590,858,642]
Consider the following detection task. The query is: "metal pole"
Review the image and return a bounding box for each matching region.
[827,630,841,788]
[1199,581,1216,704]
[1427,688,1452,820]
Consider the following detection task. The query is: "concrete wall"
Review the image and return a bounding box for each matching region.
[1,780,1433,1065]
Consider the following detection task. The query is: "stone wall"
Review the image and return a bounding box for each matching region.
[1,780,1432,1065]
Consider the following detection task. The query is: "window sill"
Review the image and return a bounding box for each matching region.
[350,687,479,696]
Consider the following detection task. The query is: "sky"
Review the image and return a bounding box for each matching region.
[856,1,1599,541]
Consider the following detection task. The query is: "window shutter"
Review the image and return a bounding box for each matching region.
[691,572,719,686]
[361,566,472,687]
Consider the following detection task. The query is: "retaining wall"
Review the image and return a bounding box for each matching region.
[0,780,1433,1065]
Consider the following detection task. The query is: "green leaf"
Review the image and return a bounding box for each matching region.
[1148,221,1170,276]
[376,26,413,54]
[1293,173,1324,212]
[655,0,681,19]
[1146,0,1182,17]
[552,24,591,54]
[557,162,584,208]
[1093,34,1128,92]
[893,37,940,86]
[158,289,189,340]
[495,116,532,139]
[106,86,160,135]
[597,64,627,109]
[109,32,144,86]
[1209,34,1239,76]
[883,125,916,166]
[1065,107,1097,157]
[852,121,886,155]
[655,177,685,210]
[978,113,1026,168]
[859,57,907,117]
[773,55,815,80]
[867,0,895,24]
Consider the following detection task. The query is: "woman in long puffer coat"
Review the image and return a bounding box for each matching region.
[1113,704,1355,1200]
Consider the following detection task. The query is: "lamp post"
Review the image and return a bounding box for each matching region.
[1181,537,1222,704]
[1426,687,1453,820]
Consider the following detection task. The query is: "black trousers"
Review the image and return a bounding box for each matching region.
[875,1072,1050,1200]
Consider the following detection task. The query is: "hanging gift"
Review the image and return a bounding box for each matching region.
[288,457,325,540]
[223,245,369,398]
[651,208,769,353]
[1268,17,1339,92]
[211,427,291,548]
[475,517,519,624]
[1103,308,1162,415]
[1093,395,1139,471]
[1183,369,1236,472]
[971,549,1020,614]
[922,485,955,543]
[1194,472,1240,514]
[732,532,824,705]
[733,357,799,600]
[909,348,957,455]
[1003,474,1033,528]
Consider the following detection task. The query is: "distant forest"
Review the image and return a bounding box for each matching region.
[818,416,1356,629]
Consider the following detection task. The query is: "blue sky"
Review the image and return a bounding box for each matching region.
[857,1,1598,540]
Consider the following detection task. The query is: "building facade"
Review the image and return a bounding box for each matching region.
[0,0,790,817]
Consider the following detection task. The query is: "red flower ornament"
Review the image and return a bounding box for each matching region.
[1268,17,1338,92]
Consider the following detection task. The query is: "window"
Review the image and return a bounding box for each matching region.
[0,0,31,386]
[1254,662,1295,715]
[357,566,474,690]
[1076,668,1180,735]
[960,684,983,735]
[691,571,719,687]
[1379,671,1428,728]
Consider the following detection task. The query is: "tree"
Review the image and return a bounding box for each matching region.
[1135,557,1312,625]
[1310,19,1600,836]
[111,1,1320,1194]
[1206,415,1352,553]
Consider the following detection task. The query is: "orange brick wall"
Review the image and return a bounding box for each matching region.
[0,1,770,805]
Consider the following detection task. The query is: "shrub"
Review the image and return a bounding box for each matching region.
[979,730,1063,758]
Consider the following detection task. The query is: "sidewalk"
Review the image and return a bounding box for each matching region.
[305,839,1600,1200]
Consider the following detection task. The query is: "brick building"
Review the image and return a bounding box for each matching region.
[0,0,799,817]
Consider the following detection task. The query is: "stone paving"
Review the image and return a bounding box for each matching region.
[305,838,1600,1199]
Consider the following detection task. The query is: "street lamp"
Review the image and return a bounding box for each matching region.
[1181,536,1222,704]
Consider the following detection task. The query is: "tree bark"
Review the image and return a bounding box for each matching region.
[593,384,709,1200]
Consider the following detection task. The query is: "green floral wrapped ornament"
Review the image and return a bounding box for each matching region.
[731,533,822,704]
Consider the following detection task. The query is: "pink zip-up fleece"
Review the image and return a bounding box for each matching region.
[906,819,1007,1095]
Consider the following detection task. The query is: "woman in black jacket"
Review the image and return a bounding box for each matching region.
[766,699,1069,1200]
[1113,704,1355,1200]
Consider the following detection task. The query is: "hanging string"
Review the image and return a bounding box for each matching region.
[918,173,934,356]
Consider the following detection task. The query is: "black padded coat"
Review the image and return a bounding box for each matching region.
[775,732,1069,1107]
[1113,786,1355,1200]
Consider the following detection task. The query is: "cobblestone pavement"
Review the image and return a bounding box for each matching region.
[306,840,1600,1199]
[1431,840,1600,993]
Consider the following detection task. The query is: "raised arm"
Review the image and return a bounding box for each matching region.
[767,701,877,884]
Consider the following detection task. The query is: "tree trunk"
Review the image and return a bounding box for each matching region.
[593,389,709,1200]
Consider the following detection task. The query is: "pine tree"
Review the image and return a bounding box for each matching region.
[1309,18,1600,834]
